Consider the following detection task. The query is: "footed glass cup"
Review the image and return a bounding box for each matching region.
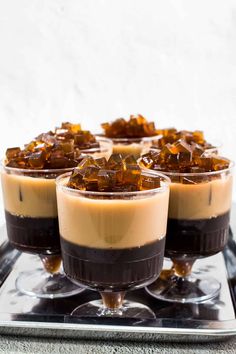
[56,170,170,318]
[1,137,112,298]
[146,165,234,303]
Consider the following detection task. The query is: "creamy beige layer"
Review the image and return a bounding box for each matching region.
[168,174,233,220]
[113,143,143,158]
[89,149,112,160]
[1,172,58,218]
[57,184,169,249]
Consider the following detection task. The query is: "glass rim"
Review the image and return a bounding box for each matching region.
[1,161,75,174]
[56,169,171,197]
[139,160,235,177]
[97,134,161,143]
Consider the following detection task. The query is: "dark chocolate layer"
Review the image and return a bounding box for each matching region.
[165,211,230,259]
[5,211,61,255]
[61,237,165,291]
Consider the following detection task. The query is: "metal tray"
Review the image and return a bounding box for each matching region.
[0,222,236,343]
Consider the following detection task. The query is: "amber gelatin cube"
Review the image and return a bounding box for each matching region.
[192,143,205,157]
[212,156,230,171]
[60,140,74,153]
[28,151,46,168]
[24,141,37,152]
[74,134,86,146]
[123,167,141,185]
[140,175,160,190]
[124,155,138,166]
[195,156,213,171]
[193,130,205,144]
[77,156,96,169]
[174,140,193,165]
[49,157,69,169]
[61,122,81,133]
[68,168,86,189]
[107,154,124,170]
[156,128,177,137]
[6,157,27,168]
[6,147,21,160]
[97,169,117,191]
[95,157,107,169]
[84,166,100,185]
[139,154,153,169]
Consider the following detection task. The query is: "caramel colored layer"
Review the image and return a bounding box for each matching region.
[168,175,233,220]
[1,172,58,218]
[112,143,143,158]
[57,181,169,249]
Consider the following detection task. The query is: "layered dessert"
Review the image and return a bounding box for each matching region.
[2,171,60,254]
[56,154,170,291]
[140,140,233,260]
[167,177,232,258]
[1,123,112,256]
[101,114,159,157]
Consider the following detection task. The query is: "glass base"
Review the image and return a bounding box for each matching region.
[146,272,221,304]
[15,269,84,299]
[71,299,156,319]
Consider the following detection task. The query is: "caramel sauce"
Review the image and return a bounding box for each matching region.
[172,259,195,277]
[40,255,62,274]
[100,291,125,309]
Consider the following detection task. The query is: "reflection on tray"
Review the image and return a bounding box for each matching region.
[0,251,234,323]
[0,224,236,341]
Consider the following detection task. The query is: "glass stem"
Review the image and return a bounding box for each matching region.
[172,258,196,278]
[39,254,62,275]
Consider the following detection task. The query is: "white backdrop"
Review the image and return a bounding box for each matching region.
[0,0,235,222]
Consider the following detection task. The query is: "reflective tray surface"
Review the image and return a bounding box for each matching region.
[0,224,236,342]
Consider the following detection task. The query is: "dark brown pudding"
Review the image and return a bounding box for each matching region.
[61,238,165,291]
[5,211,60,255]
[165,212,230,259]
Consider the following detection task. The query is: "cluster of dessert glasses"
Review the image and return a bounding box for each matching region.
[0,115,234,319]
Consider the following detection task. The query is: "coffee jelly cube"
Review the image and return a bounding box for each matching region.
[6,147,21,160]
[174,140,193,165]
[212,156,230,171]
[94,157,107,169]
[68,168,86,189]
[28,151,46,168]
[140,175,160,190]
[97,169,117,191]
[84,166,100,191]
[77,156,96,169]
[60,140,74,154]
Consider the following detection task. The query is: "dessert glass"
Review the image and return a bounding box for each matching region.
[56,170,170,318]
[1,137,112,299]
[146,164,234,303]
